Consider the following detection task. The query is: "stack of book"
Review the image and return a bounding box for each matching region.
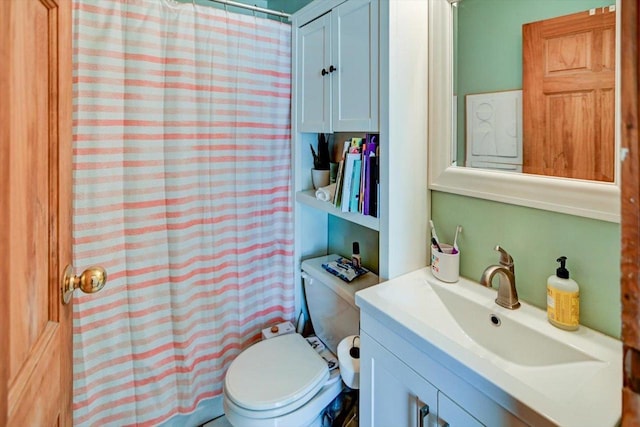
[332,134,379,217]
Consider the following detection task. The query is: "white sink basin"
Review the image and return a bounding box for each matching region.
[356,268,621,426]
[430,283,597,367]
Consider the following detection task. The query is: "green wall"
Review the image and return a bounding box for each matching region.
[328,216,379,273]
[176,0,312,20]
[455,0,613,161]
[284,0,621,338]
[268,0,314,14]
[431,192,621,338]
[131,2,620,417]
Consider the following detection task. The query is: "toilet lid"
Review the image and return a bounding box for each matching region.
[224,334,329,411]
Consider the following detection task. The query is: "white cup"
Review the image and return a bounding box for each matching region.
[431,243,460,283]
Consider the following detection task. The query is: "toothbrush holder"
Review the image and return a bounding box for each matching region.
[431,243,459,283]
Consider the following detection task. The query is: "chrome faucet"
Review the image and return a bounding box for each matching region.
[480,245,520,310]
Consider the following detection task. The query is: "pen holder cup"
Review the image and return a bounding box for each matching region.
[431,243,459,283]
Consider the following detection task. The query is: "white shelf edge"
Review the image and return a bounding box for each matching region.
[296,190,380,231]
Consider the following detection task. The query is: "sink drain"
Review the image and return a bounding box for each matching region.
[489,314,501,326]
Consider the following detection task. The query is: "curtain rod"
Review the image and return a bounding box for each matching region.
[205,0,290,19]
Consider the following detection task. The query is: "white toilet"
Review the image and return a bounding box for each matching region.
[223,255,378,427]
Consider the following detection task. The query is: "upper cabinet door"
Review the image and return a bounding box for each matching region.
[331,0,379,132]
[298,13,332,133]
[296,0,379,134]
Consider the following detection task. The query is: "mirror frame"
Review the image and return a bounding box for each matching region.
[427,0,621,223]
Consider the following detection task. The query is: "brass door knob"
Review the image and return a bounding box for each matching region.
[61,264,107,304]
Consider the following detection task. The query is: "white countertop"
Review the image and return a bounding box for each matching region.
[355,267,622,427]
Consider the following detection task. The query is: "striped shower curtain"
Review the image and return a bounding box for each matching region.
[71,1,293,425]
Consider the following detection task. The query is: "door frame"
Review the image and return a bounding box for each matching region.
[621,0,640,423]
[0,1,9,424]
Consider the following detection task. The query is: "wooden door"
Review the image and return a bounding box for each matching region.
[523,7,616,182]
[0,0,74,425]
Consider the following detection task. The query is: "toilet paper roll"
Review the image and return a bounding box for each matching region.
[337,335,360,389]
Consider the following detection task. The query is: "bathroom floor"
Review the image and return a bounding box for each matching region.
[204,395,358,427]
[204,413,358,427]
[202,416,232,427]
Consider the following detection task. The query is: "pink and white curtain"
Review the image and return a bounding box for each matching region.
[71,1,293,425]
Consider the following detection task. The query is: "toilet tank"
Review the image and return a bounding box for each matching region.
[301,255,379,353]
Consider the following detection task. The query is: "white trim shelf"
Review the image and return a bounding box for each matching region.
[295,190,380,231]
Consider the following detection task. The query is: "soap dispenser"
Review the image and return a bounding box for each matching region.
[547,256,580,331]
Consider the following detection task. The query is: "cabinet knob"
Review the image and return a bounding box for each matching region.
[321,68,328,76]
[329,65,337,73]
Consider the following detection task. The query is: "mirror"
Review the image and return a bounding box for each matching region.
[454,0,616,182]
[428,0,620,222]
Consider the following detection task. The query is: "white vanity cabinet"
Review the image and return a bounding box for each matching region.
[359,312,529,427]
[296,0,379,133]
[360,331,483,427]
[357,268,622,426]
[438,392,484,427]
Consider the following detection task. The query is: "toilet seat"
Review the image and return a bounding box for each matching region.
[223,370,342,427]
[224,334,330,419]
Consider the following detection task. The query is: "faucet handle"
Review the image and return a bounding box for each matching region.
[495,245,514,267]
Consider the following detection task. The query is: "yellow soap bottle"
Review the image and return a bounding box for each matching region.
[547,256,580,331]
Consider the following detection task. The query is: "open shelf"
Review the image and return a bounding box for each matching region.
[296,190,380,231]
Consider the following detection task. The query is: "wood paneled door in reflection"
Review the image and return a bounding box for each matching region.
[523,6,616,182]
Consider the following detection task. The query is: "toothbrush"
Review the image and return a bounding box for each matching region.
[431,237,443,253]
[452,225,462,254]
[429,220,441,246]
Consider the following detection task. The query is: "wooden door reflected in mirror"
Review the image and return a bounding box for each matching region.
[454,0,617,183]
[523,7,615,182]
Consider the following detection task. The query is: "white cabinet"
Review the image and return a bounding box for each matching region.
[298,13,331,132]
[359,312,528,427]
[291,0,430,306]
[360,331,483,427]
[360,331,437,426]
[438,392,484,427]
[297,0,379,133]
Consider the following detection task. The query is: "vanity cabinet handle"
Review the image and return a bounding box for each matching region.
[321,68,328,76]
[418,403,430,427]
[329,65,337,73]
